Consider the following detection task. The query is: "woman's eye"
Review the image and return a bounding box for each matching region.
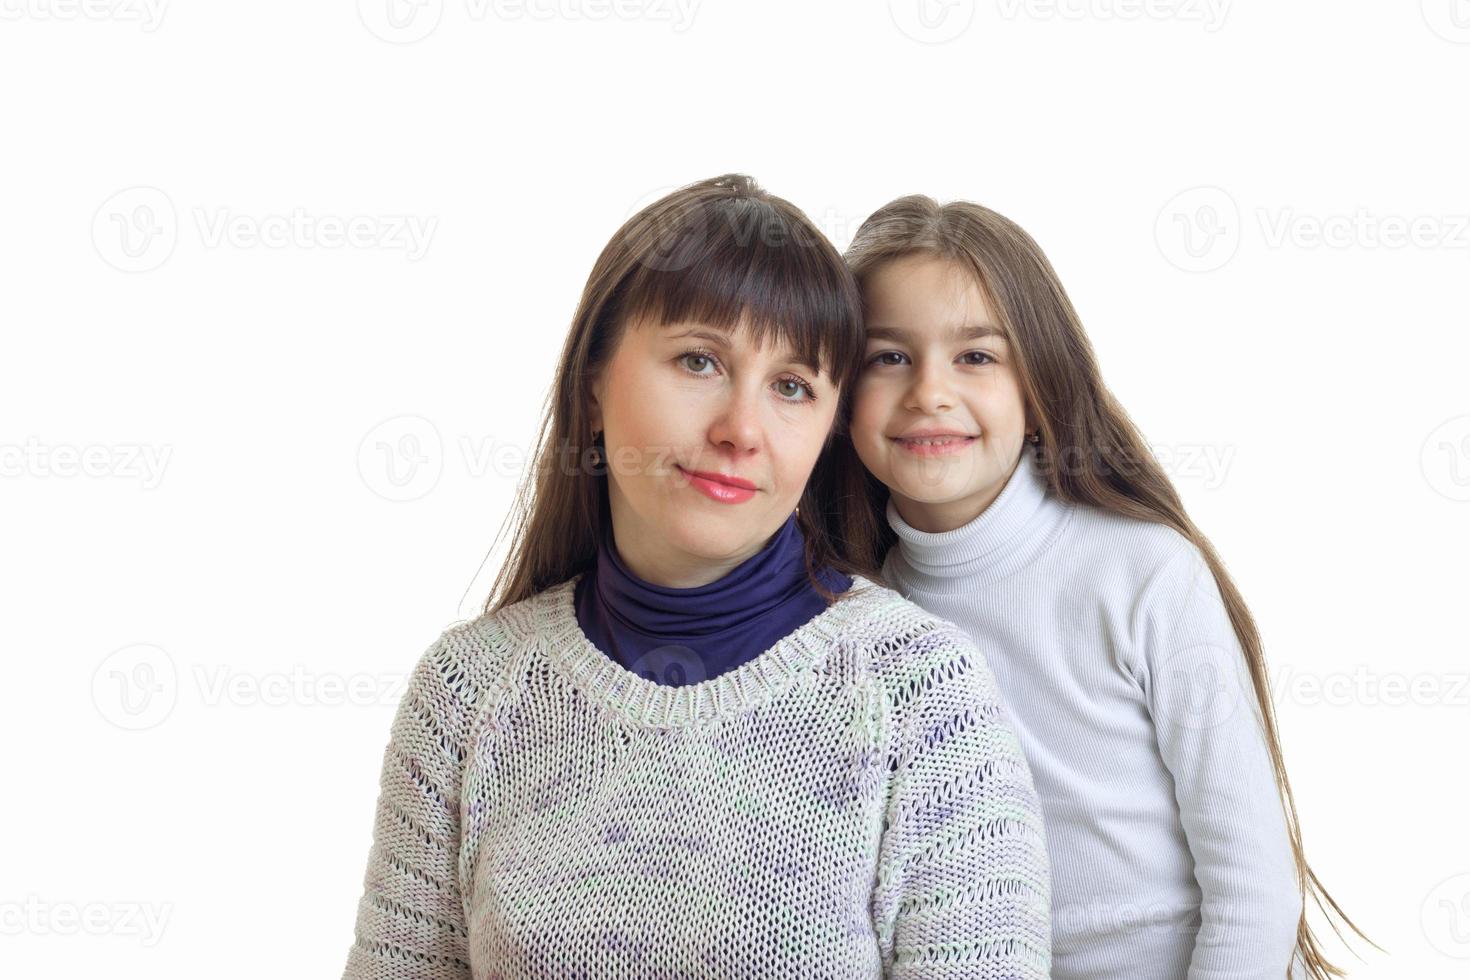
[776,377,818,402]
[679,351,816,403]
[680,352,717,375]
[963,351,995,366]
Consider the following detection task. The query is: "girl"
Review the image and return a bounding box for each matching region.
[340,176,1052,979]
[836,195,1372,980]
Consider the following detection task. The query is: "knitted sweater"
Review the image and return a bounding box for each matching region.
[341,572,1051,979]
[881,449,1302,980]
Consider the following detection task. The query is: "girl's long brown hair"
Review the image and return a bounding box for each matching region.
[483,174,869,617]
[834,194,1377,979]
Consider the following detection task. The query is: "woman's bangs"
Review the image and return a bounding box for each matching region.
[618,203,863,386]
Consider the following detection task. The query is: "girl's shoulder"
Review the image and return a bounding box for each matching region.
[1056,501,1209,594]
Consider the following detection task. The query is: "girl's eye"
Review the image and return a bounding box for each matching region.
[866,350,995,367]
[677,350,818,404]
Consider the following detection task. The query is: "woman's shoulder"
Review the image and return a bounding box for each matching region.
[838,574,1005,702]
[397,583,558,719]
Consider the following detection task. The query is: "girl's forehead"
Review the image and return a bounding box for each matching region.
[864,277,999,340]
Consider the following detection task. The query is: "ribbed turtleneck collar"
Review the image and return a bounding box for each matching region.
[883,449,1072,594]
[574,509,852,686]
[594,509,822,635]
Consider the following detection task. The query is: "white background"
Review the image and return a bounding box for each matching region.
[2,1,1466,976]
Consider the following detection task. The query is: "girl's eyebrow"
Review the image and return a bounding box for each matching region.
[666,326,818,375]
[866,323,1003,343]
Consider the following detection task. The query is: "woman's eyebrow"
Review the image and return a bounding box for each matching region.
[666,326,819,375]
[866,323,1003,343]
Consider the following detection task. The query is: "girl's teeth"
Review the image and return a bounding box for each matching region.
[905,437,968,445]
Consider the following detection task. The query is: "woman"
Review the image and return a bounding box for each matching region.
[340,175,1052,979]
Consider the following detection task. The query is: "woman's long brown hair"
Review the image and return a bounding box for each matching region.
[482,174,869,616]
[834,194,1378,978]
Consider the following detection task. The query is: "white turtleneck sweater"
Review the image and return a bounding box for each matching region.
[880,448,1302,980]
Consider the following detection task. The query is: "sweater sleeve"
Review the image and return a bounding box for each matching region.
[1134,541,1302,980]
[342,633,476,980]
[871,623,1052,979]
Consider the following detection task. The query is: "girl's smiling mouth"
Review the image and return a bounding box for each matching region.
[890,428,980,457]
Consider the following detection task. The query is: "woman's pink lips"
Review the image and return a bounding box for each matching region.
[678,466,757,504]
[891,435,978,457]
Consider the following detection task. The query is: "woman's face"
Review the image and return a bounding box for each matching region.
[589,315,839,588]
[850,254,1031,534]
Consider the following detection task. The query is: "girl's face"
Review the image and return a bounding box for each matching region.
[589,315,839,588]
[851,254,1031,534]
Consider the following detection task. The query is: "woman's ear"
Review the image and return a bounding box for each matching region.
[587,374,605,433]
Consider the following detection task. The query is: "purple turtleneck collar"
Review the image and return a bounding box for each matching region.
[572,510,853,688]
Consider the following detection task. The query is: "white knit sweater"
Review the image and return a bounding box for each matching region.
[341,572,1052,979]
[882,449,1302,980]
